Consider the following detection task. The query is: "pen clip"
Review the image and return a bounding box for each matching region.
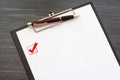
[31,8,75,33]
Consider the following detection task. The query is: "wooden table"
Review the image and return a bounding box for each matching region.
[0,0,120,79]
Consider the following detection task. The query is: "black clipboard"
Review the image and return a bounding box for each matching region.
[10,2,120,80]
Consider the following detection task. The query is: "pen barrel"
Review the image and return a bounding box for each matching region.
[61,15,74,21]
[30,15,75,26]
[32,18,60,25]
[47,18,61,23]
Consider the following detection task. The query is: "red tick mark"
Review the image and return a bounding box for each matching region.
[27,43,38,55]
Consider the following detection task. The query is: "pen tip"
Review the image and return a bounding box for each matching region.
[74,15,80,18]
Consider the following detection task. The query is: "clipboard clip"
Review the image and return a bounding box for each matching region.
[27,8,76,33]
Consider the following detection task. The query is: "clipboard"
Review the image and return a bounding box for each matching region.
[10,2,120,80]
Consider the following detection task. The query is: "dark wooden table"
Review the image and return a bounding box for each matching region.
[0,0,120,79]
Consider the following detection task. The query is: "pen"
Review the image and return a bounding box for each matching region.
[27,15,79,27]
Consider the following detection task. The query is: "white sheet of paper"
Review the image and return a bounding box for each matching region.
[16,4,120,80]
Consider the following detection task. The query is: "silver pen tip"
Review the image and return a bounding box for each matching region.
[74,15,80,18]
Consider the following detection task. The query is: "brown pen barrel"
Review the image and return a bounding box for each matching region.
[27,15,79,27]
[32,17,60,25]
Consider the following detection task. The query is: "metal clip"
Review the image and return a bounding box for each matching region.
[48,12,55,17]
[31,8,76,33]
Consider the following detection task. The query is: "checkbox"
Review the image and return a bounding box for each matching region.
[27,43,38,55]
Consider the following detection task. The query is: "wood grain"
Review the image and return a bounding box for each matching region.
[0,0,120,79]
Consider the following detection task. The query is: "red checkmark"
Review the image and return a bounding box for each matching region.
[28,43,38,53]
